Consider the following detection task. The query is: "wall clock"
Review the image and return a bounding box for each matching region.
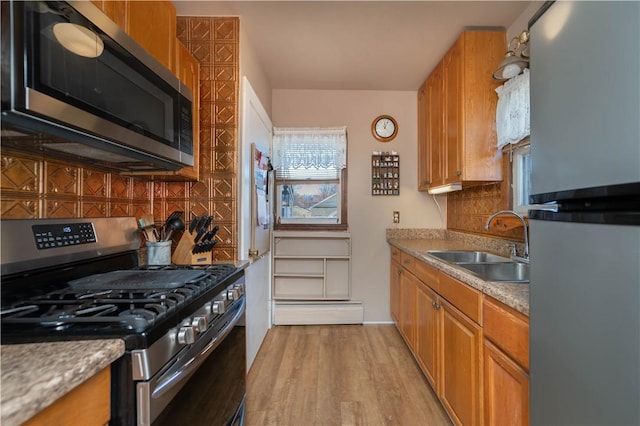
[372,115,398,142]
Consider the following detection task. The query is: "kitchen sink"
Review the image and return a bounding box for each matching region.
[428,250,512,264]
[456,262,530,283]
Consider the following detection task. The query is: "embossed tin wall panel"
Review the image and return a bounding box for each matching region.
[0,16,240,261]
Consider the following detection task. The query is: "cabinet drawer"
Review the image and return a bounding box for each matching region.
[438,273,482,324]
[484,297,530,371]
[390,246,401,263]
[400,252,416,271]
[415,260,439,292]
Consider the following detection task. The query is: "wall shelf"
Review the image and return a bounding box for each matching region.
[372,153,400,195]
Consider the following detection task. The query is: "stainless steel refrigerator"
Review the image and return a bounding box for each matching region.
[528,1,640,425]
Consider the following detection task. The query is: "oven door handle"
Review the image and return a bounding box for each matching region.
[151,297,245,399]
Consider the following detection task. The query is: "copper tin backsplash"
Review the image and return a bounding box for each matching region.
[1,17,239,261]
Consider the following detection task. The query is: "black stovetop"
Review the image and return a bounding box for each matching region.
[0,260,242,349]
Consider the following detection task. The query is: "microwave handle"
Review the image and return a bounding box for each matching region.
[151,297,245,399]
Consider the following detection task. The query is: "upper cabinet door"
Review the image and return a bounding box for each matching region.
[417,29,504,192]
[417,81,429,190]
[126,1,176,73]
[427,60,445,188]
[444,37,463,184]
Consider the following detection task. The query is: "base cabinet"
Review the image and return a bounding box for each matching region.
[483,296,530,426]
[399,267,417,348]
[415,280,439,389]
[390,258,402,323]
[23,367,110,426]
[390,246,529,426]
[484,340,530,426]
[440,300,482,426]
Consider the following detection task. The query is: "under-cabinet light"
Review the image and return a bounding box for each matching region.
[427,183,462,195]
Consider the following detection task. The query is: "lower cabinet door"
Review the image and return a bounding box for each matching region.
[415,281,439,390]
[440,300,482,426]
[390,261,402,323]
[399,270,417,347]
[484,340,530,426]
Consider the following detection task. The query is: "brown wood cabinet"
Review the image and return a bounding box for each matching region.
[415,277,439,390]
[417,81,429,190]
[483,297,530,426]
[484,340,529,426]
[389,246,530,426]
[399,262,417,348]
[440,299,483,426]
[418,30,505,192]
[23,367,110,426]
[126,1,176,73]
[390,256,402,323]
[418,59,444,190]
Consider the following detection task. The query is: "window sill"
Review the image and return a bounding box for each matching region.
[274,224,349,232]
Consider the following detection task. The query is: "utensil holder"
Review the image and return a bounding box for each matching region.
[146,240,172,265]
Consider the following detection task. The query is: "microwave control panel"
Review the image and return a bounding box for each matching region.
[32,223,97,250]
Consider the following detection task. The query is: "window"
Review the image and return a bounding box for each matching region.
[512,143,532,214]
[273,127,347,228]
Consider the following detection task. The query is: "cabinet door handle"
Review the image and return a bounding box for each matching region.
[435,302,441,310]
[456,170,461,177]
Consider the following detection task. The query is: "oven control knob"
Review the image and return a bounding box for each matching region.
[177,326,196,344]
[211,300,226,314]
[192,316,208,332]
[234,284,245,296]
[227,288,239,301]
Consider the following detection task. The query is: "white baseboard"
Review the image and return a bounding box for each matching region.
[273,301,364,325]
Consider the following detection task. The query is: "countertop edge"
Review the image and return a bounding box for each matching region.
[388,238,529,316]
[1,339,125,426]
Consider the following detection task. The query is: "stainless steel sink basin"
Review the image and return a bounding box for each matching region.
[428,250,512,264]
[456,262,530,283]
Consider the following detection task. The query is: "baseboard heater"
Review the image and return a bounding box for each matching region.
[273,301,364,325]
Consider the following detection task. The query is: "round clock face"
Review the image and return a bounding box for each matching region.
[372,115,398,142]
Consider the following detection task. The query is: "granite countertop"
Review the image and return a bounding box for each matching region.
[0,339,125,426]
[387,235,529,316]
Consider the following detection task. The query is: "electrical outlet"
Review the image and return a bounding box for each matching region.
[393,211,400,224]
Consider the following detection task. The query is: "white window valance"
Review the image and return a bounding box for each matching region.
[495,68,530,149]
[273,126,347,180]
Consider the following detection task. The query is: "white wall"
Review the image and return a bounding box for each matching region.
[239,24,272,117]
[272,89,445,322]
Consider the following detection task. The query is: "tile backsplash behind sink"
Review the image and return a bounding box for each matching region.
[0,17,240,261]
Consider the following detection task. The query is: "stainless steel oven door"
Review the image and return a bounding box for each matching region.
[137,297,246,426]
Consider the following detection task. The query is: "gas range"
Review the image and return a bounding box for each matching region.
[0,217,247,425]
[0,218,243,350]
[1,263,243,347]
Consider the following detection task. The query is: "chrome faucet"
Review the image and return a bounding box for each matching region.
[485,210,530,264]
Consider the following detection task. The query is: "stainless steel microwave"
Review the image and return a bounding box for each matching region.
[1,1,193,172]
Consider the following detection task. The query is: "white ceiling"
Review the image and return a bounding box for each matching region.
[174,1,532,91]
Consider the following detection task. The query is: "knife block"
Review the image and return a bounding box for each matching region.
[172,230,213,265]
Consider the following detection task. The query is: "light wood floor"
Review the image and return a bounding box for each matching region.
[245,324,452,426]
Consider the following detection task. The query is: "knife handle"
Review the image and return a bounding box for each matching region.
[202,215,213,231]
[189,215,199,233]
